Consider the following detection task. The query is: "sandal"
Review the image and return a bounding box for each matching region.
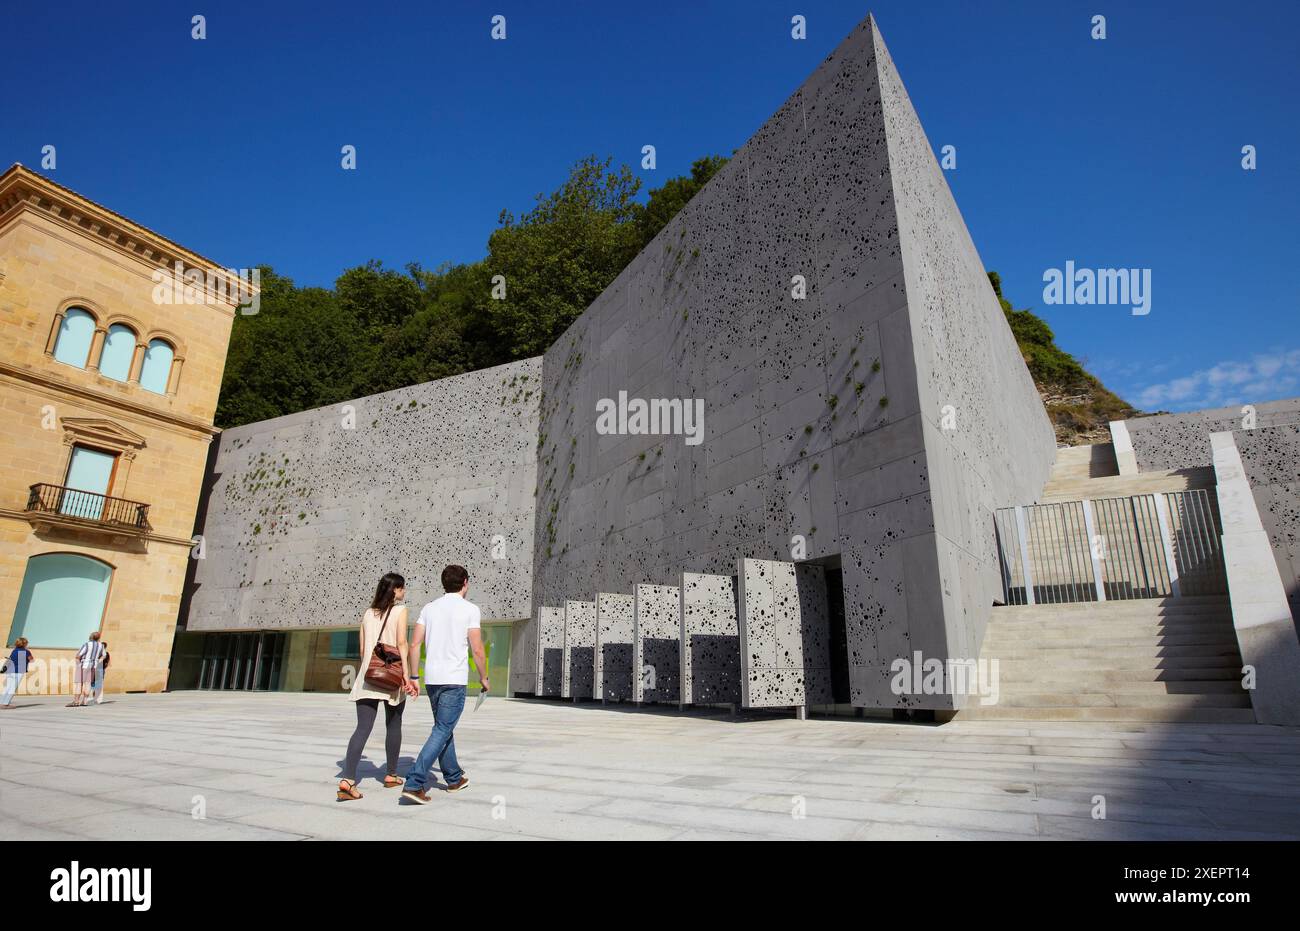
[336,779,363,802]
[383,774,403,788]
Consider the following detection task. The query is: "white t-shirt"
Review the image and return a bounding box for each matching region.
[417,593,481,685]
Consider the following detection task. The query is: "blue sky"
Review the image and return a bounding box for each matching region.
[4,0,1297,412]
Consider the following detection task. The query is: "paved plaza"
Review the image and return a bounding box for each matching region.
[2,692,1298,841]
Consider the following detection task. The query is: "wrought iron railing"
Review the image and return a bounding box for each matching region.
[25,483,151,530]
[994,488,1225,605]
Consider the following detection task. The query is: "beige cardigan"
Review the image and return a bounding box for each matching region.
[348,604,408,706]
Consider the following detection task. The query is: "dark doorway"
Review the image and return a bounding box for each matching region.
[825,567,851,704]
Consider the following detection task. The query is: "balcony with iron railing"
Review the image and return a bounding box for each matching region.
[24,483,152,537]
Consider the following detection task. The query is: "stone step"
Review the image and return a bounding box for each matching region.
[995,678,1247,695]
[958,705,1257,723]
[996,595,1228,609]
[989,691,1252,709]
[987,626,1235,643]
[993,659,1241,678]
[986,644,1243,660]
[1048,443,1119,480]
[991,606,1232,621]
[987,623,1239,640]
[984,632,1239,650]
[1043,469,1214,484]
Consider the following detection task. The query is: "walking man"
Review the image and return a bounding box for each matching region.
[401,565,488,804]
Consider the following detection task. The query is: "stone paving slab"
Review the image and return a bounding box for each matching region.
[1,692,1298,841]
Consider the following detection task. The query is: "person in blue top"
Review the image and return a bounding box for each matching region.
[1,638,34,709]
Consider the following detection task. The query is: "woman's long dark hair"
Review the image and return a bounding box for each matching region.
[370,572,405,617]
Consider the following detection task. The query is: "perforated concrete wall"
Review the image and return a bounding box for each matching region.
[632,583,681,704]
[535,606,564,697]
[562,599,596,699]
[1121,399,1300,473]
[680,572,741,705]
[737,559,833,708]
[862,20,1057,707]
[1234,424,1300,625]
[186,359,539,639]
[595,592,634,701]
[522,14,1053,711]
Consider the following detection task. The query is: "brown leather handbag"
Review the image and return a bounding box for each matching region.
[363,606,405,692]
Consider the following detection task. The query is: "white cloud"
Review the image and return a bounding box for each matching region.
[1132,348,1300,411]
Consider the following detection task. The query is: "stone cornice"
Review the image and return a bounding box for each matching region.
[0,509,195,548]
[0,163,256,305]
[0,360,218,438]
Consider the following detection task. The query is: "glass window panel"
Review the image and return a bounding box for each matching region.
[98,324,136,382]
[139,339,174,394]
[53,307,95,368]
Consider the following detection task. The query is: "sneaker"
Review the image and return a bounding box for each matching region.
[444,776,470,792]
[401,788,432,805]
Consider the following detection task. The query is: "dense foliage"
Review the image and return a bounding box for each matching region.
[217,155,728,427]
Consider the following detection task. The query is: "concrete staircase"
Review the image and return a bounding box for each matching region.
[970,441,1251,723]
[1040,442,1215,503]
[967,596,1251,722]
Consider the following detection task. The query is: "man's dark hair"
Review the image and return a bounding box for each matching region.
[442,564,469,593]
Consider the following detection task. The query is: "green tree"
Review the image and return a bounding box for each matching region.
[479,155,644,359]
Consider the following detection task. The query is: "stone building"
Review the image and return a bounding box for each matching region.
[0,164,247,694]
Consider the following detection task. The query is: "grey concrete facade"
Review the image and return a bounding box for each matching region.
[519,15,1054,708]
[1116,398,1300,473]
[186,358,540,634]
[1233,423,1300,625]
[1211,432,1300,725]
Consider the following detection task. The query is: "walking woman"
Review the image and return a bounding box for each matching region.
[337,572,418,801]
[1,638,33,708]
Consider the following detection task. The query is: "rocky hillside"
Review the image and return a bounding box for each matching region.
[989,272,1139,445]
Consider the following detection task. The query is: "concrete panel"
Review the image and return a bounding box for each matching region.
[536,606,565,698]
[595,592,634,701]
[737,558,833,708]
[187,358,540,637]
[1211,432,1300,725]
[561,603,595,696]
[562,599,596,700]
[1233,423,1300,625]
[633,583,681,704]
[1121,399,1300,472]
[680,572,741,706]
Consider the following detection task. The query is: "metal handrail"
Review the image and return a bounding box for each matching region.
[994,488,1225,605]
[25,483,152,530]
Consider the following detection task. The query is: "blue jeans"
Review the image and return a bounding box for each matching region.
[404,684,466,791]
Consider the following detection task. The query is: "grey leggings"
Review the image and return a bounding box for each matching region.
[343,698,405,781]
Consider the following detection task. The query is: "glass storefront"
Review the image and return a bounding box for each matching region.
[168,621,517,694]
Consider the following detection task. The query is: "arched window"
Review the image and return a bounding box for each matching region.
[8,553,112,649]
[139,338,174,394]
[98,323,136,382]
[52,307,96,368]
